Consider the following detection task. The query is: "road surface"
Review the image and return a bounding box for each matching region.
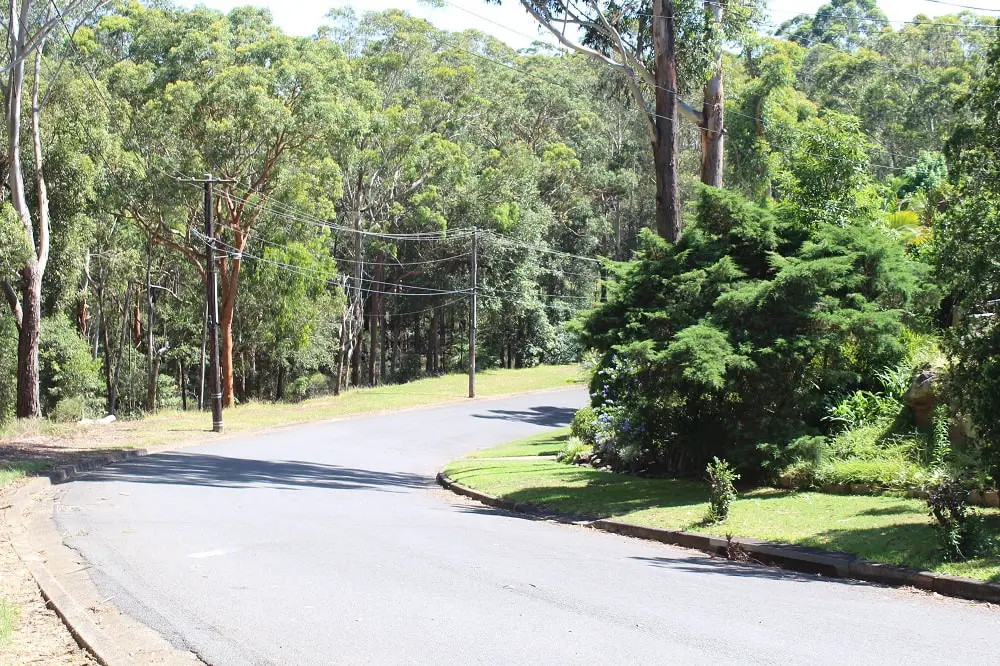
[56,389,999,664]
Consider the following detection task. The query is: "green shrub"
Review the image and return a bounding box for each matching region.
[285,372,330,403]
[570,405,598,446]
[775,435,827,485]
[39,316,102,417]
[556,436,592,465]
[51,396,88,423]
[927,477,991,561]
[932,403,951,470]
[286,375,311,403]
[0,317,16,425]
[580,186,932,476]
[706,457,740,523]
[817,458,923,488]
[825,390,900,432]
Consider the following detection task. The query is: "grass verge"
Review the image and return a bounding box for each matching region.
[0,599,18,648]
[0,461,52,487]
[0,365,583,488]
[444,429,1000,583]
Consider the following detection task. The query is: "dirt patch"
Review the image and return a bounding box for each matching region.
[0,479,95,665]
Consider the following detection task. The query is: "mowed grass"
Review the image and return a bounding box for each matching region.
[0,599,17,648]
[0,365,583,488]
[465,430,572,458]
[445,429,1000,582]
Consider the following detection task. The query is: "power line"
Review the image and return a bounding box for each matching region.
[920,0,1000,13]
[195,229,471,297]
[485,231,604,264]
[211,185,474,242]
[246,231,471,267]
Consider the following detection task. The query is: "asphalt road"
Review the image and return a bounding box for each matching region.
[56,389,999,665]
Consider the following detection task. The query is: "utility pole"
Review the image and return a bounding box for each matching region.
[469,227,477,399]
[203,175,225,433]
[182,174,235,432]
[198,300,207,411]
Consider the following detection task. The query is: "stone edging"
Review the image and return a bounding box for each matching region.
[436,471,1000,605]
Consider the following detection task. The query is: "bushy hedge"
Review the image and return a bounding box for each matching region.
[580,186,936,476]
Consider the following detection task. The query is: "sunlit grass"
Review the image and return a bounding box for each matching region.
[0,599,18,648]
[445,431,1000,582]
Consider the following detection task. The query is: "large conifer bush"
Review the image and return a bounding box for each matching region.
[580,186,934,476]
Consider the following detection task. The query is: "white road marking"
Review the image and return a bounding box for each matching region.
[188,548,238,559]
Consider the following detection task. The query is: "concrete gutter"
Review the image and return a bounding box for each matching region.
[436,471,1000,605]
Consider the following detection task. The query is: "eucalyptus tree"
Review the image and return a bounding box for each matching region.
[0,1,112,417]
[93,4,354,407]
[485,0,762,241]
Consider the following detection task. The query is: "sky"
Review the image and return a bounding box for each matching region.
[182,0,1000,47]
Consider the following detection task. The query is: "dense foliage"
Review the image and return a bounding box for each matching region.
[580,187,934,476]
[2,0,1000,511]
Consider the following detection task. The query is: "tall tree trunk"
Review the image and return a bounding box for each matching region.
[145,244,157,412]
[427,309,439,374]
[147,355,160,412]
[220,305,235,406]
[16,267,42,417]
[652,0,683,242]
[700,0,725,188]
[218,228,248,408]
[368,257,382,386]
[179,359,187,411]
[6,3,51,419]
[380,311,388,384]
[333,311,345,396]
[79,248,90,336]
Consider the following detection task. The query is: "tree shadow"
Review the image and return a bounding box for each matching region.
[856,505,917,517]
[471,406,577,427]
[802,517,1000,583]
[629,555,873,587]
[71,452,431,492]
[499,475,709,519]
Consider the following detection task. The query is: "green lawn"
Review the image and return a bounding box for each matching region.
[465,430,571,458]
[0,365,583,488]
[444,429,1000,582]
[0,599,17,648]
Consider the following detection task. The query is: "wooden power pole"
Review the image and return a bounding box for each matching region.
[203,175,225,433]
[469,227,477,399]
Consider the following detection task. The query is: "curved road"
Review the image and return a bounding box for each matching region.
[56,390,998,664]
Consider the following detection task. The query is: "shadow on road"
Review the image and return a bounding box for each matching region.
[471,406,576,427]
[629,555,871,588]
[75,452,431,491]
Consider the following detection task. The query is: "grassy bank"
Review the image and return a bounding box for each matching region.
[445,429,1000,582]
[0,365,582,487]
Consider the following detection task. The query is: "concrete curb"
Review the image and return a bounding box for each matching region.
[6,453,201,665]
[9,478,136,665]
[47,448,148,484]
[436,471,1000,605]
